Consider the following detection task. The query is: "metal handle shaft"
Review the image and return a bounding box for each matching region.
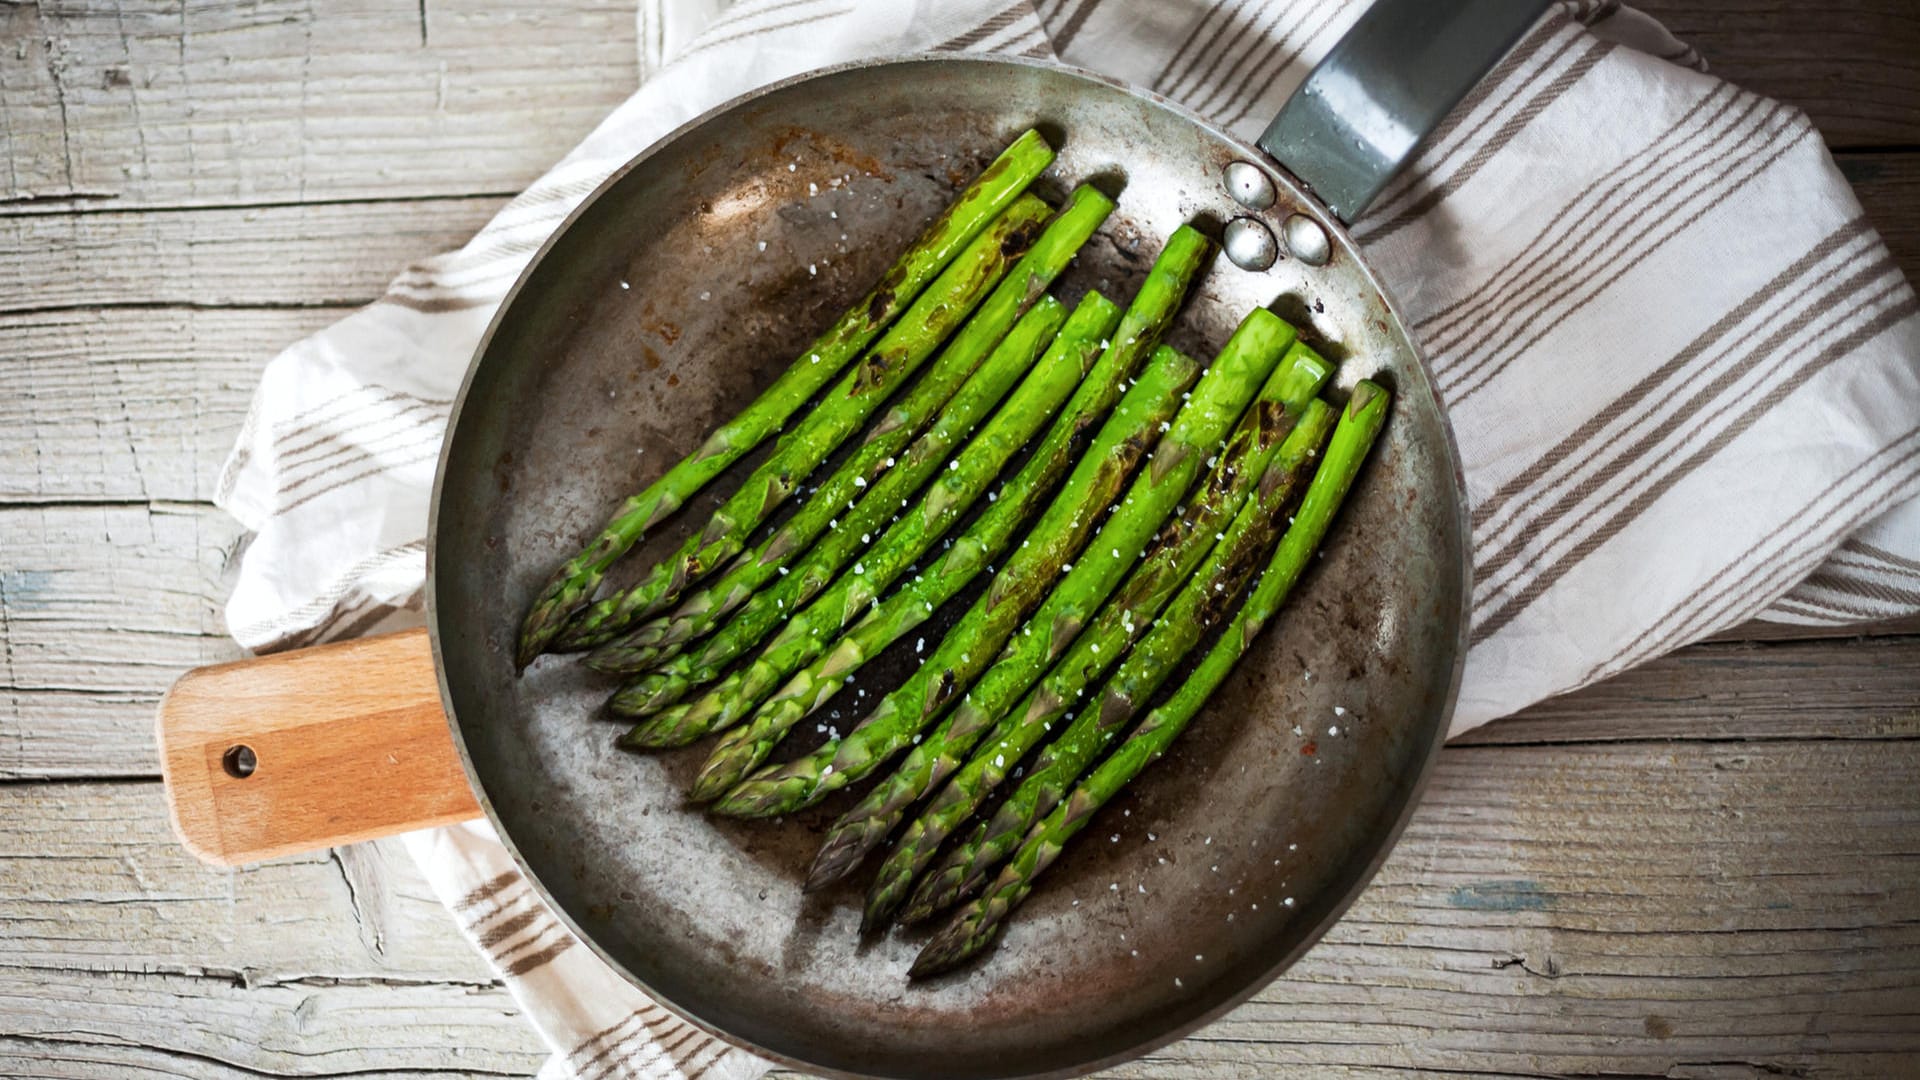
[1257,0,1553,223]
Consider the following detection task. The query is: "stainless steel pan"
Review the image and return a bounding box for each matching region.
[163,2,1547,1076]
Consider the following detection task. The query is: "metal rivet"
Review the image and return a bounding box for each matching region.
[1222,161,1276,211]
[1223,217,1278,272]
[1283,214,1331,267]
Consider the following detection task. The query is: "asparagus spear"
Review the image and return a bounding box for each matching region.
[516,130,1056,665]
[587,295,1068,681]
[831,343,1331,909]
[553,194,1054,650]
[587,184,1117,678]
[600,295,1073,706]
[712,310,1290,819]
[625,226,1215,746]
[622,294,1136,749]
[690,344,1204,801]
[910,382,1388,978]
[899,396,1337,924]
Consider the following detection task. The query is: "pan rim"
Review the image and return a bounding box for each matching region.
[427,50,1473,1080]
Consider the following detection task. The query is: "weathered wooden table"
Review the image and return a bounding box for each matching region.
[4,3,1916,1077]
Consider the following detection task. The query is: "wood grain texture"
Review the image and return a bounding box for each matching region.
[0,0,637,213]
[1,502,245,780]
[156,627,479,866]
[0,783,548,1078]
[1634,0,1920,149]
[12,722,1917,1078]
[0,306,344,504]
[0,196,508,313]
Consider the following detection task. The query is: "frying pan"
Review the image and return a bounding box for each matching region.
[157,2,1547,1076]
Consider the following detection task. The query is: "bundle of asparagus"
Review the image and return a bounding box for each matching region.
[515,129,1392,979]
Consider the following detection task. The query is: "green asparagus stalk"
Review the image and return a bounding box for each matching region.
[616,291,1121,741]
[553,194,1054,650]
[690,344,1205,802]
[587,184,1118,679]
[712,310,1290,819]
[601,297,1072,706]
[626,226,1215,747]
[833,343,1331,911]
[910,382,1388,978]
[588,295,1067,681]
[516,130,1056,666]
[899,396,1336,925]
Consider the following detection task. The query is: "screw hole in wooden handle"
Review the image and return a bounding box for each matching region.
[222,744,257,779]
[155,627,482,867]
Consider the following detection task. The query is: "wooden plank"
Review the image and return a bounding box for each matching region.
[17,736,1910,1078]
[0,783,547,1077]
[1457,633,1920,746]
[0,0,636,213]
[0,305,345,504]
[0,195,507,313]
[1635,0,1920,149]
[1,502,245,779]
[1842,151,1920,288]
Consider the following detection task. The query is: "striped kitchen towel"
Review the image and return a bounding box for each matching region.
[214,1,1920,1076]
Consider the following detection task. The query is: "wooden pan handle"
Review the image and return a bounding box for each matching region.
[155,627,481,866]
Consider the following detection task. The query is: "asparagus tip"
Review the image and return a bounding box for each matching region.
[804,835,862,892]
[908,912,997,979]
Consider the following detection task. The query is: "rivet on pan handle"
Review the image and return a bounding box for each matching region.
[154,627,480,866]
[1255,0,1555,224]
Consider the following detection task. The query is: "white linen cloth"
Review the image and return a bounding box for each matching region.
[214,2,1920,1076]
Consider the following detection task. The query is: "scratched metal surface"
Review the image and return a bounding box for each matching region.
[429,56,1468,1080]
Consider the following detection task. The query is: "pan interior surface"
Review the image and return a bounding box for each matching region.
[432,57,1466,1080]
